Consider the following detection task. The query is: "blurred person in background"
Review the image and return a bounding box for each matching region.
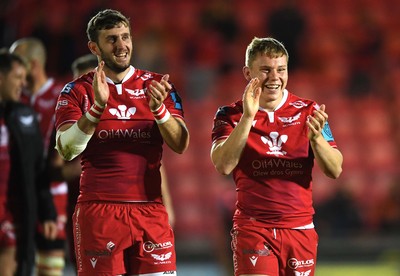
[54,9,188,275]
[211,37,343,276]
[71,54,99,80]
[267,0,306,71]
[0,50,57,276]
[10,37,68,276]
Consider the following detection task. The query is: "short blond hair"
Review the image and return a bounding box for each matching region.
[245,37,289,67]
[9,37,47,67]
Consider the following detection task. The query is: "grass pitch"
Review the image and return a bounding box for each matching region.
[316,262,399,276]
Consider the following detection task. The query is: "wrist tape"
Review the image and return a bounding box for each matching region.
[85,100,106,123]
[55,123,92,161]
[152,104,171,124]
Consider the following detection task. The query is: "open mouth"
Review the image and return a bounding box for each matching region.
[265,84,280,90]
[115,52,128,60]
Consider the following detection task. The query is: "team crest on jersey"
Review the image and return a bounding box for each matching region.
[126,88,146,98]
[278,113,301,126]
[261,132,288,156]
[294,270,312,276]
[109,105,137,119]
[289,100,308,109]
[151,252,172,262]
[19,115,34,126]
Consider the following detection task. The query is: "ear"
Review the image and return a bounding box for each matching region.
[88,41,99,56]
[243,66,251,81]
[30,59,40,71]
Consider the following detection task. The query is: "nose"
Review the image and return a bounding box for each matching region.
[115,37,126,48]
[21,78,27,88]
[269,69,279,79]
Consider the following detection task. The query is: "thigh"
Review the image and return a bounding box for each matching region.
[279,229,318,276]
[73,202,131,275]
[125,203,177,275]
[231,222,279,276]
[0,246,16,276]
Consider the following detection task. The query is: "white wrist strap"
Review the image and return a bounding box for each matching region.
[152,103,171,124]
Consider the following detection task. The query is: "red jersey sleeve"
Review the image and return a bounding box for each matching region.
[55,75,94,130]
[211,101,243,144]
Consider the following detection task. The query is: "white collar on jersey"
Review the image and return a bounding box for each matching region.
[105,66,136,95]
[258,89,288,113]
[105,65,135,85]
[30,78,55,105]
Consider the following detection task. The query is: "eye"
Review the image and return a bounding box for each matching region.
[122,34,130,41]
[107,37,116,43]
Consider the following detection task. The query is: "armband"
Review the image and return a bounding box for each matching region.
[55,123,92,161]
[85,100,106,123]
[151,103,171,124]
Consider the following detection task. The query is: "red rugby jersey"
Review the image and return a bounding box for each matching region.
[55,66,184,203]
[212,90,337,228]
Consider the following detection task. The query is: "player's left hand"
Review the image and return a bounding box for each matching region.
[307,104,328,141]
[148,74,171,111]
[43,220,58,240]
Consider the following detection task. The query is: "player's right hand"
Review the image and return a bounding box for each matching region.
[242,78,261,119]
[43,220,58,240]
[92,61,109,106]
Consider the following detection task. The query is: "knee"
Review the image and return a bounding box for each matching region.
[36,253,65,276]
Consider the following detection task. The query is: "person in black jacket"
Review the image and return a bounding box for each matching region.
[0,51,57,276]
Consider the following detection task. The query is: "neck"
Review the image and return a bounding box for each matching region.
[30,72,48,95]
[259,100,279,112]
[104,66,131,84]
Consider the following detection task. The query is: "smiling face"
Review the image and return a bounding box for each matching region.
[243,53,288,110]
[88,23,132,82]
[0,61,27,102]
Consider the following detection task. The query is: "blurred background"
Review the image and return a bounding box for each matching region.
[1,0,400,275]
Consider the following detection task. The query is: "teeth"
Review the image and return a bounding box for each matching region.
[266,85,279,89]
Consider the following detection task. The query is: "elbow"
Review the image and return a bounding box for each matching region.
[174,139,189,154]
[213,161,233,176]
[215,166,232,176]
[218,168,232,176]
[333,167,343,179]
[210,142,235,175]
[325,167,343,179]
[56,147,74,162]
[175,147,187,155]
[173,131,190,154]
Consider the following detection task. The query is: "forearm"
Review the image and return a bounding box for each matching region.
[157,116,189,154]
[211,115,253,175]
[56,104,102,161]
[310,136,343,179]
